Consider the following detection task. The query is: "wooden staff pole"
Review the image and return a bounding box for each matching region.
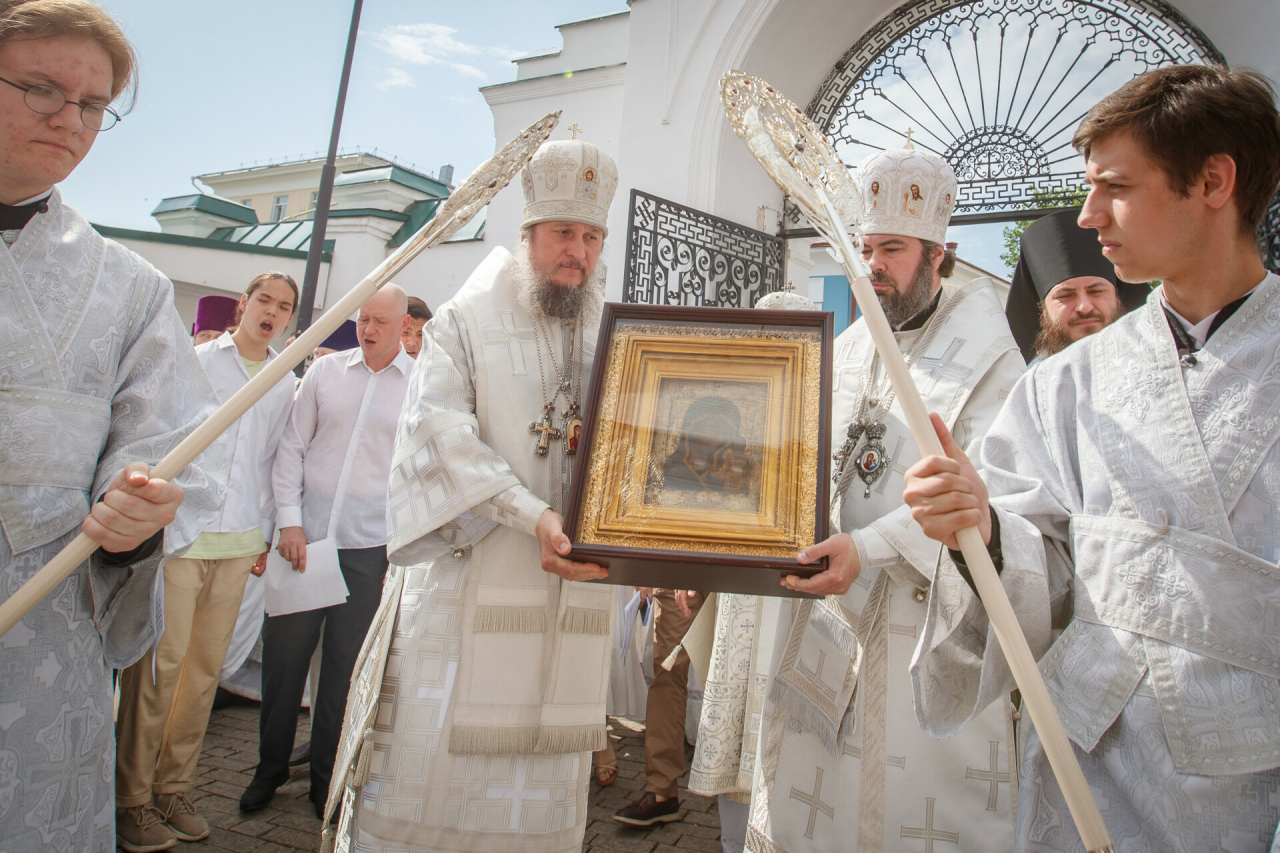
[0,203,445,640]
[815,186,1114,852]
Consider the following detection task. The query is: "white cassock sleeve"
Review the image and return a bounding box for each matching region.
[910,361,1078,736]
[386,306,549,565]
[844,348,1027,595]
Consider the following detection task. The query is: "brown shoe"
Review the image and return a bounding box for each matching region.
[613,792,680,826]
[156,792,210,842]
[116,804,177,852]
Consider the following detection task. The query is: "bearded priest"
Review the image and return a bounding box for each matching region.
[745,143,1026,852]
[321,136,619,853]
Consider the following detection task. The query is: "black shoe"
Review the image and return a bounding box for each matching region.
[613,792,680,826]
[289,741,312,767]
[312,795,339,823]
[239,769,289,812]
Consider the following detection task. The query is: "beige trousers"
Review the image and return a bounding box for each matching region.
[115,555,255,806]
[645,589,706,798]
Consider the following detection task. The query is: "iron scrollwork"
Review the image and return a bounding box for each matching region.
[623,189,784,307]
[1261,191,1280,275]
[808,0,1224,220]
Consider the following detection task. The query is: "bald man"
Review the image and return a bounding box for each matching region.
[242,284,414,815]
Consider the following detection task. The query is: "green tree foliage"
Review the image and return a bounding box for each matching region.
[999,186,1090,270]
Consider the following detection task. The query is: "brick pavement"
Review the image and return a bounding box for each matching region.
[180,707,722,853]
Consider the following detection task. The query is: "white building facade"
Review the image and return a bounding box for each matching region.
[103,0,1279,332]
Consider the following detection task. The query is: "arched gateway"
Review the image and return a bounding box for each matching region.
[624,0,1278,307]
[807,0,1224,223]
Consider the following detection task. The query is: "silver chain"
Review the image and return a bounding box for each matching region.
[532,317,583,415]
[831,296,950,510]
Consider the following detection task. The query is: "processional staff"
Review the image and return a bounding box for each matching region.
[719,72,1116,853]
[0,112,564,640]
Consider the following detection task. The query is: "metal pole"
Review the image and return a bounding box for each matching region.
[294,0,364,336]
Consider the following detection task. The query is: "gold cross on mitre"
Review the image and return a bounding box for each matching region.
[904,127,915,149]
[567,122,583,140]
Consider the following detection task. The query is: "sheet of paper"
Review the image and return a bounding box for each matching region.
[620,590,644,660]
[264,536,349,616]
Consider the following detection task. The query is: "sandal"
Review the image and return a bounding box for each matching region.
[594,759,618,787]
[593,743,619,787]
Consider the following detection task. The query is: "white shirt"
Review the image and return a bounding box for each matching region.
[194,332,295,542]
[273,346,414,548]
[1160,280,1262,350]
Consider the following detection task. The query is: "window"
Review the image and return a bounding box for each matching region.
[271,195,288,222]
[241,199,253,207]
[310,191,319,211]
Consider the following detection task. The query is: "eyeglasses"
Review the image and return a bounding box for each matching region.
[0,75,120,131]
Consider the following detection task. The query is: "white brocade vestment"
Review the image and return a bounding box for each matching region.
[326,247,615,853]
[748,279,1026,853]
[913,279,1280,852]
[0,190,226,852]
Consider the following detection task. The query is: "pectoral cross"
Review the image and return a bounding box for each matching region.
[567,122,582,140]
[530,405,562,457]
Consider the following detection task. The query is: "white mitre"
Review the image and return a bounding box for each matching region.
[854,141,958,243]
[520,135,619,237]
[755,285,817,311]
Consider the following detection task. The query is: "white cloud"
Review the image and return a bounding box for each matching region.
[368,23,511,82]
[377,68,416,90]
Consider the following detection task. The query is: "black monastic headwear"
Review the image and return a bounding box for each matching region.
[1005,209,1150,362]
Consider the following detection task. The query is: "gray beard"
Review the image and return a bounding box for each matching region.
[515,242,606,322]
[875,252,938,327]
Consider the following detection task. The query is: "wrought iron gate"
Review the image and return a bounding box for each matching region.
[623,190,784,307]
[1262,195,1280,274]
[805,0,1225,225]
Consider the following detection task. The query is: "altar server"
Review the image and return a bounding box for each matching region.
[0,3,226,850]
[904,64,1280,852]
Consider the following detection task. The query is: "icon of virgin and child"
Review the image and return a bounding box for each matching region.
[645,388,764,511]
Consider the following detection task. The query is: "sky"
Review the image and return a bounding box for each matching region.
[63,1,623,226]
[62,0,1014,277]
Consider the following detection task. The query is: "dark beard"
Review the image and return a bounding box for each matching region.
[874,250,937,327]
[1033,302,1121,358]
[515,243,605,321]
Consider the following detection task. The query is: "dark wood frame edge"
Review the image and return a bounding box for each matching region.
[565,302,835,598]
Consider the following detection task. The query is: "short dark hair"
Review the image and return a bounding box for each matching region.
[406,296,431,322]
[1072,65,1280,233]
[920,239,956,278]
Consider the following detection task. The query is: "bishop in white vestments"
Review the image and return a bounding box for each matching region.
[903,65,1280,852]
[323,136,620,853]
[747,143,1025,853]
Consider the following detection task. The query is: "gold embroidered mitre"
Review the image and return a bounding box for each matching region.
[520,135,619,236]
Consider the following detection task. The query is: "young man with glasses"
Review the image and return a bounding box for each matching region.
[0,3,227,851]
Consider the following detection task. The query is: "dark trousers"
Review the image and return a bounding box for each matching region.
[255,545,387,801]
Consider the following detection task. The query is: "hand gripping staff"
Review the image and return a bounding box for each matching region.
[720,72,1115,853]
[0,111,562,641]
